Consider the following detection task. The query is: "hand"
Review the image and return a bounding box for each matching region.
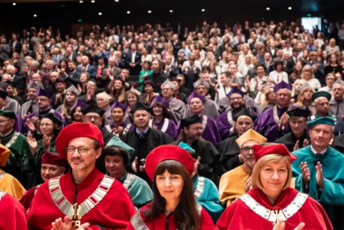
[26,118,36,132]
[301,162,310,184]
[42,134,51,151]
[273,220,305,230]
[293,140,300,151]
[139,159,146,172]
[132,157,138,173]
[279,112,288,129]
[152,125,158,130]
[77,84,82,92]
[81,66,86,73]
[303,139,310,147]
[27,133,37,153]
[191,157,201,177]
[55,93,61,100]
[51,216,90,230]
[315,162,324,189]
[245,176,253,192]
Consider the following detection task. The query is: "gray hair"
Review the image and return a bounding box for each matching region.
[31,60,40,67]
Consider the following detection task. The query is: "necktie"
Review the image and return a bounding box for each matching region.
[139,133,144,139]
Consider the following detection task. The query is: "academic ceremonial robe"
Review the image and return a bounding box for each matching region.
[0,169,26,200]
[20,100,39,118]
[171,140,220,185]
[311,112,344,136]
[193,175,223,223]
[1,130,30,188]
[216,134,241,175]
[0,191,28,230]
[292,146,344,222]
[255,105,290,142]
[184,98,220,119]
[149,118,177,139]
[5,97,21,114]
[27,168,136,230]
[215,187,333,230]
[20,184,40,213]
[104,123,135,137]
[276,131,310,153]
[329,99,344,117]
[118,172,153,209]
[165,97,186,123]
[218,95,257,114]
[122,128,174,182]
[218,164,250,207]
[126,203,215,230]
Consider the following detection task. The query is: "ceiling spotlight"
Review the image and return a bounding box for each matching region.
[33,14,37,17]
[115,0,119,2]
[79,0,83,3]
[98,12,102,15]
[266,7,270,10]
[201,9,205,12]
[148,10,152,13]
[127,11,130,14]
[288,7,292,10]
[12,2,16,6]
[91,0,95,3]
[169,9,173,13]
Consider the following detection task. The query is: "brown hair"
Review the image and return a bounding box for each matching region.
[251,154,292,190]
[143,160,201,230]
[297,86,313,107]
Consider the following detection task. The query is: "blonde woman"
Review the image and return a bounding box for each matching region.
[238,44,252,65]
[56,85,80,118]
[96,91,112,124]
[300,65,321,90]
[256,86,277,115]
[291,79,306,102]
[293,84,314,112]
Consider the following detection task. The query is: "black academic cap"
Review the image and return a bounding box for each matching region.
[311,91,331,102]
[287,107,311,119]
[0,90,7,99]
[81,104,105,117]
[5,81,16,89]
[180,115,202,129]
[233,107,257,122]
[130,102,152,115]
[0,110,16,120]
[41,112,63,126]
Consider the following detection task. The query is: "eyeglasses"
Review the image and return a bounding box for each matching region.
[84,115,101,121]
[65,146,94,155]
[241,147,254,153]
[0,119,11,124]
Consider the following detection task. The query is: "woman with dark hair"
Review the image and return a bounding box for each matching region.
[126,145,215,230]
[149,96,177,139]
[68,100,88,124]
[216,144,332,230]
[104,101,134,137]
[324,53,343,76]
[108,77,126,103]
[139,61,153,90]
[26,113,63,187]
[103,137,153,209]
[139,80,157,105]
[269,59,289,84]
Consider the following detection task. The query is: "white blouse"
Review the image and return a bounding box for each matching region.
[269,71,289,84]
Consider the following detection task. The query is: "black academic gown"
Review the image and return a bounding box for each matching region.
[332,134,344,154]
[171,140,220,185]
[215,134,241,176]
[275,131,310,153]
[122,128,173,183]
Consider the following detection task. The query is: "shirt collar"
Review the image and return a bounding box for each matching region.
[310,145,327,155]
[136,126,149,135]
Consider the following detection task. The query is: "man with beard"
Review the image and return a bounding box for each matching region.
[218,129,267,207]
[216,108,258,174]
[217,88,258,140]
[20,152,67,213]
[311,91,344,136]
[65,61,80,87]
[255,81,292,141]
[329,79,344,116]
[121,103,173,183]
[27,122,136,229]
[184,79,219,119]
[276,107,311,152]
[183,92,220,145]
[20,82,42,118]
[172,115,221,184]
[0,110,30,188]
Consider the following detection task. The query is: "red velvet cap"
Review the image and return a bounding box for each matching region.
[145,145,194,181]
[253,144,297,163]
[55,122,104,158]
[41,152,68,168]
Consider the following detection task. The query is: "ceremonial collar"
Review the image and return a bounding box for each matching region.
[68,167,102,191]
[257,187,288,209]
[310,145,327,155]
[1,129,14,138]
[118,171,128,184]
[242,163,252,175]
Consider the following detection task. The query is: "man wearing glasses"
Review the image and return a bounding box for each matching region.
[27,122,136,229]
[81,104,113,146]
[218,129,267,207]
[255,81,293,141]
[0,110,29,188]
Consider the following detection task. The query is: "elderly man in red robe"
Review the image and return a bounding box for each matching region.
[27,122,136,230]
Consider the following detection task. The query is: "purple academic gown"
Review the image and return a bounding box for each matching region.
[255,106,290,142]
[177,115,221,145]
[149,118,177,139]
[103,122,135,135]
[14,115,23,133]
[216,109,259,141]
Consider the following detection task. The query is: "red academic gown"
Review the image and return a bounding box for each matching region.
[215,187,332,230]
[126,203,215,230]
[27,168,136,230]
[0,192,28,230]
[20,185,39,213]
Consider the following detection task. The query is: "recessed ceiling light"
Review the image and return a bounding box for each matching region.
[127,11,130,14]
[201,9,205,12]
[12,2,16,6]
[98,12,102,15]
[148,10,151,13]
[79,0,83,3]
[266,7,270,10]
[33,14,37,17]
[91,0,95,3]
[115,0,119,2]
[169,10,173,13]
[288,7,292,10]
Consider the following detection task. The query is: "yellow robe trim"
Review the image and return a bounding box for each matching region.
[0,169,26,200]
[219,164,251,207]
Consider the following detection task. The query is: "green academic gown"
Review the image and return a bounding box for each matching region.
[193,175,223,223]
[292,146,344,223]
[118,171,153,209]
[24,138,57,188]
[1,130,30,188]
